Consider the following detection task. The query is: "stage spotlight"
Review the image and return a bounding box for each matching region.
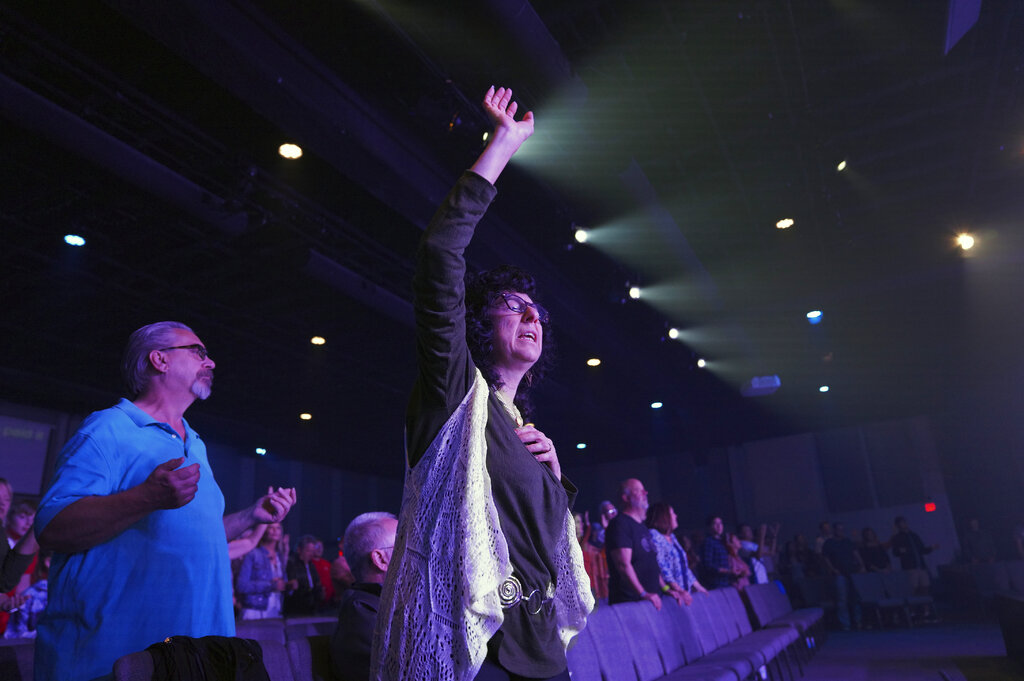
[667,328,679,340]
[807,310,823,325]
[310,336,326,345]
[255,448,267,456]
[957,233,975,250]
[628,286,641,300]
[650,402,663,409]
[697,358,706,368]
[574,228,589,244]
[819,385,829,393]
[587,358,601,367]
[299,412,313,421]
[278,143,303,159]
[64,234,86,247]
[776,218,794,230]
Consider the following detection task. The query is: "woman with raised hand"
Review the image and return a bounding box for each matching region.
[374,86,593,681]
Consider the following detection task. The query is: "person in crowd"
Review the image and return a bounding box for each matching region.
[780,534,812,580]
[576,513,609,601]
[822,523,864,631]
[331,512,397,681]
[236,522,291,619]
[700,516,734,589]
[0,480,37,594]
[646,502,704,601]
[312,538,336,605]
[286,534,325,615]
[961,517,996,564]
[3,551,50,639]
[589,500,617,550]
[681,533,700,577]
[859,527,891,572]
[890,516,937,597]
[726,534,752,591]
[736,523,769,585]
[331,536,356,596]
[607,480,684,610]
[227,523,268,561]
[374,86,593,681]
[0,499,40,634]
[34,321,297,681]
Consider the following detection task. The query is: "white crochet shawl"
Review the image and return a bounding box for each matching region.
[372,369,593,681]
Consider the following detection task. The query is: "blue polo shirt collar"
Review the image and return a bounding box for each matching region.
[113,398,201,442]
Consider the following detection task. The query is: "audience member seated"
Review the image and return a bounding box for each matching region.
[860,527,891,572]
[646,502,703,601]
[236,522,290,620]
[286,534,326,615]
[699,515,734,589]
[961,517,996,564]
[576,512,609,600]
[726,533,751,591]
[3,550,50,639]
[822,522,864,631]
[606,478,684,609]
[589,500,617,550]
[330,512,397,681]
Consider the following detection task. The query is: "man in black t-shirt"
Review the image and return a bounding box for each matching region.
[606,478,682,610]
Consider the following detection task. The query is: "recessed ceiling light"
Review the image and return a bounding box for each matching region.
[255,447,267,456]
[650,401,663,409]
[819,386,829,393]
[586,358,601,367]
[576,443,587,450]
[310,336,326,345]
[957,233,975,250]
[64,234,86,247]
[278,143,303,159]
[837,160,847,172]
[299,412,312,421]
[776,218,794,230]
[806,310,823,324]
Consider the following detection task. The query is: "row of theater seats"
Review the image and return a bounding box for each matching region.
[0,616,339,681]
[567,584,825,681]
[794,571,934,629]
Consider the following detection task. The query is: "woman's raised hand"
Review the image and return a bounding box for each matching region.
[471,85,535,184]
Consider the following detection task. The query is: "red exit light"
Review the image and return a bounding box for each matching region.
[924,502,937,513]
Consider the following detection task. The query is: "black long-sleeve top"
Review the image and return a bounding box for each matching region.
[406,171,576,677]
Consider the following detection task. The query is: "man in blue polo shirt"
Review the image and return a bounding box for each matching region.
[34,321,297,681]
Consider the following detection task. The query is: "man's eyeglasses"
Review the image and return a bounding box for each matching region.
[159,344,210,361]
[494,293,550,324]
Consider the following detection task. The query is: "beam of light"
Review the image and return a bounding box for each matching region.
[310,336,326,345]
[650,401,663,409]
[957,233,975,250]
[64,234,86,246]
[299,412,313,421]
[278,143,303,159]
[776,218,794,230]
[586,358,601,367]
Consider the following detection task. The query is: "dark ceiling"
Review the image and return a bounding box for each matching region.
[2,0,1023,479]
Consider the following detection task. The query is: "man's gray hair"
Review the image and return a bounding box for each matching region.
[121,321,193,399]
[344,511,397,582]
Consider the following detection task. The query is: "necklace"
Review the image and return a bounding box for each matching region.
[492,387,524,427]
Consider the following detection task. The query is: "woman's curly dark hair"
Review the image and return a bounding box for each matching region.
[465,264,555,419]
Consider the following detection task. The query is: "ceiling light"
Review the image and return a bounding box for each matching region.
[482,131,489,142]
[819,386,829,393]
[776,218,794,230]
[650,401,663,409]
[64,234,86,247]
[697,358,706,368]
[836,160,847,172]
[299,412,312,421]
[278,143,303,159]
[310,336,326,345]
[806,310,823,325]
[255,448,267,456]
[628,286,641,300]
[586,358,601,367]
[667,328,679,340]
[576,443,587,450]
[957,233,975,250]
[574,228,589,244]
